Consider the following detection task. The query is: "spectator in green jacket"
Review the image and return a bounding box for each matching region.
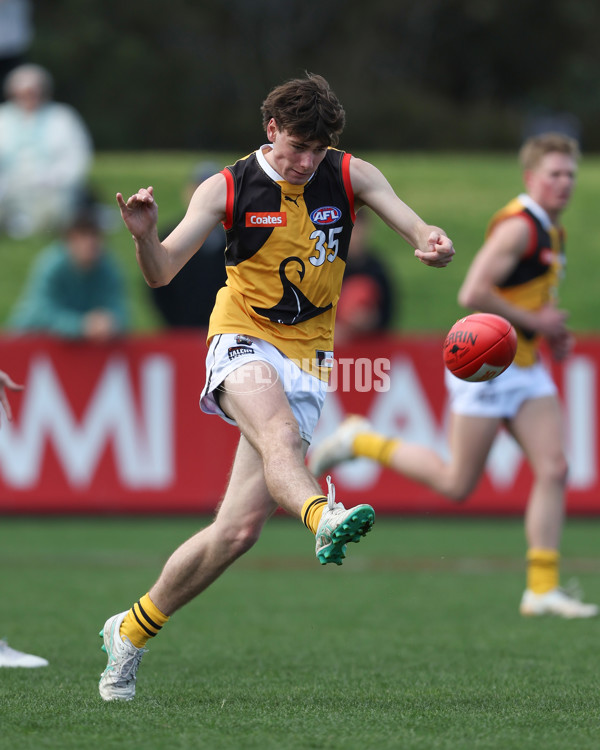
[7,207,129,340]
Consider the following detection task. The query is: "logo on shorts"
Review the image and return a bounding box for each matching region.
[315,350,335,369]
[310,206,342,225]
[228,346,255,360]
[236,334,254,346]
[245,212,287,227]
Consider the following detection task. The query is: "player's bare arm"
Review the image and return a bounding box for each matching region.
[116,174,227,288]
[458,216,569,339]
[349,156,455,267]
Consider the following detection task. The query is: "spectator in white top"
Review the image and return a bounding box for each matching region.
[0,63,93,237]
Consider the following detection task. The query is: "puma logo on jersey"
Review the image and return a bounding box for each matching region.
[310,206,342,225]
[246,212,287,226]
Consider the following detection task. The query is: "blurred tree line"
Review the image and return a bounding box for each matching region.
[31,0,600,151]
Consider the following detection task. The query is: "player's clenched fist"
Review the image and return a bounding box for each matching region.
[414,231,455,268]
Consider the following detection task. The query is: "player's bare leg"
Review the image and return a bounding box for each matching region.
[99,435,275,701]
[510,395,597,617]
[149,434,277,615]
[99,361,375,700]
[225,360,376,561]
[510,396,566,550]
[386,412,500,501]
[220,361,374,564]
[219,360,323,515]
[309,411,500,503]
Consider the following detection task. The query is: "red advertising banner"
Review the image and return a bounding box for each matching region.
[0,333,598,515]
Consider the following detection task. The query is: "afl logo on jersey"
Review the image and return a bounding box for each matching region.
[310,206,342,225]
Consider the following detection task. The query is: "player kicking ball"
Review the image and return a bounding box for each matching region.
[98,73,454,701]
[309,132,598,621]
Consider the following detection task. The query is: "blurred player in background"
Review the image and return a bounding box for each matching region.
[99,72,454,701]
[310,132,598,619]
[0,369,48,668]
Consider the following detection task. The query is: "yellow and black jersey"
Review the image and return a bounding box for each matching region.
[488,193,565,367]
[208,146,355,380]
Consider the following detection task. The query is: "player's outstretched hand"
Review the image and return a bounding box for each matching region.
[414,232,455,268]
[547,329,574,362]
[0,370,24,427]
[535,303,569,340]
[116,186,159,239]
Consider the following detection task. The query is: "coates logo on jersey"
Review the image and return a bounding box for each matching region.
[245,212,287,227]
[310,206,342,226]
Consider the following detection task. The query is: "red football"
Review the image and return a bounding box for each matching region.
[443,313,517,382]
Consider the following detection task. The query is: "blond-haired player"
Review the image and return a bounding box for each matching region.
[310,132,598,620]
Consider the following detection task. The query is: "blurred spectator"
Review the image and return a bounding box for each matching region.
[0,0,33,94]
[335,208,396,344]
[149,162,227,328]
[7,206,129,340]
[0,63,93,237]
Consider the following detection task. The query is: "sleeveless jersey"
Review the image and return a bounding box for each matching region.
[208,146,355,380]
[487,194,565,367]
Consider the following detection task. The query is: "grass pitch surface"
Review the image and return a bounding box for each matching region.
[1,516,599,750]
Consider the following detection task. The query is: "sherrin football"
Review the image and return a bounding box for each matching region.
[443,313,517,382]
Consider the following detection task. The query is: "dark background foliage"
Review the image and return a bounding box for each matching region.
[30,0,600,151]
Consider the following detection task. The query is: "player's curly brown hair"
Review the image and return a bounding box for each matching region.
[261,73,346,147]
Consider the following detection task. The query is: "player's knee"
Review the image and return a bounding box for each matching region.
[261,419,304,460]
[443,476,477,504]
[538,454,569,487]
[231,525,262,557]
[219,518,263,559]
[282,423,304,455]
[445,486,471,504]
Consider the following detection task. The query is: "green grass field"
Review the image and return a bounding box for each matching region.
[1,516,599,750]
[1,150,600,334]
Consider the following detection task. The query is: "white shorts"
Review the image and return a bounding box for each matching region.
[445,360,558,419]
[200,333,327,443]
